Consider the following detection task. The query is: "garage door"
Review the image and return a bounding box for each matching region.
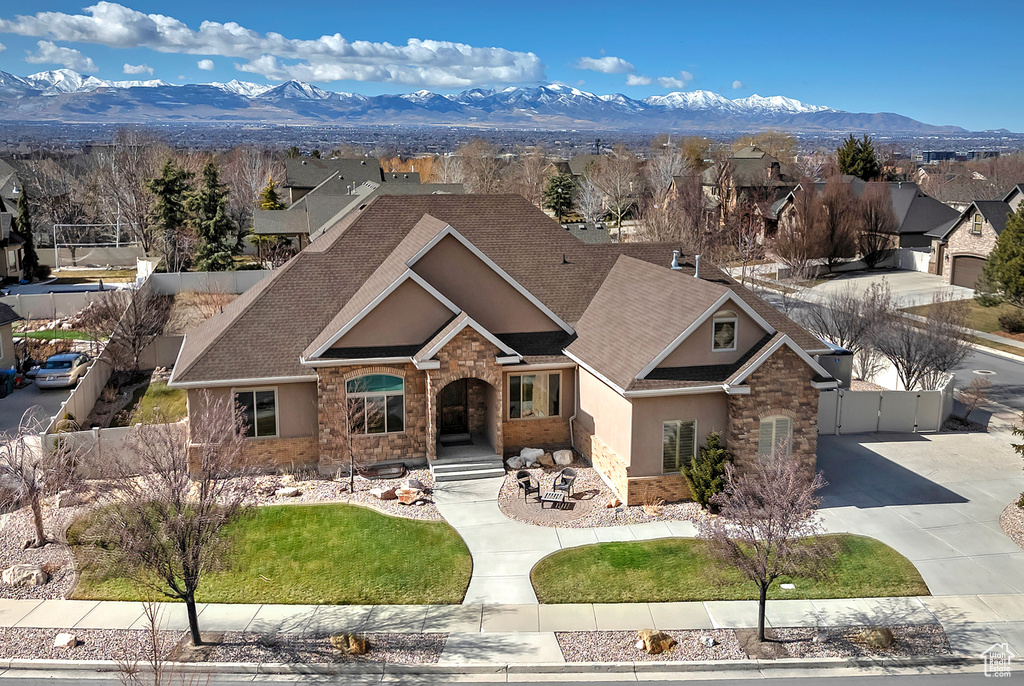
[951,256,986,288]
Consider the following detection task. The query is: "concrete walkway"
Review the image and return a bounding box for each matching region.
[0,595,1021,663]
[432,477,697,604]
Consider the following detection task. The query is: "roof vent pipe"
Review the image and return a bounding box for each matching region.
[670,249,682,270]
[694,254,701,279]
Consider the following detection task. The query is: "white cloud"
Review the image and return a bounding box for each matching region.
[625,74,651,86]
[574,55,634,74]
[657,71,693,89]
[732,80,743,89]
[123,62,152,74]
[25,40,98,72]
[197,58,214,70]
[0,42,6,53]
[0,2,545,87]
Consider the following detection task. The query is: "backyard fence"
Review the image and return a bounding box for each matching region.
[43,421,188,477]
[45,354,113,434]
[817,373,954,435]
[0,290,114,319]
[148,270,272,295]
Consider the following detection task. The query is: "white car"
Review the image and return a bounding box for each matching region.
[34,353,91,389]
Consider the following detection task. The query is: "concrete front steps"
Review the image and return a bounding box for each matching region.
[430,454,506,482]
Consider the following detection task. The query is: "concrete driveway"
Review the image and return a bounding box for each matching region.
[818,432,1024,596]
[0,383,69,434]
[807,269,973,307]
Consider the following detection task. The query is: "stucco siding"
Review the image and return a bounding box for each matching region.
[658,306,768,368]
[188,382,319,441]
[629,392,729,478]
[332,278,454,349]
[576,366,632,462]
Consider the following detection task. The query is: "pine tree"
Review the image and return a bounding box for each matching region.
[250,176,291,266]
[257,176,286,211]
[543,174,575,222]
[682,432,733,510]
[837,135,881,181]
[13,190,40,281]
[978,203,1024,309]
[188,161,235,272]
[147,159,194,268]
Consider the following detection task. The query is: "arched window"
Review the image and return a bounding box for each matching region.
[758,415,793,456]
[346,374,405,434]
[712,310,737,351]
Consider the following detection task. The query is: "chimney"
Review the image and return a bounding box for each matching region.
[670,250,682,270]
[694,254,701,279]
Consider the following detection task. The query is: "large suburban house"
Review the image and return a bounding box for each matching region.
[927,184,1023,287]
[0,302,20,370]
[0,193,24,284]
[170,195,836,505]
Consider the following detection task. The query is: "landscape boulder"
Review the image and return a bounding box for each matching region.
[506,456,525,470]
[553,450,573,466]
[520,448,544,465]
[855,627,894,649]
[636,629,676,655]
[275,486,301,498]
[605,498,622,509]
[402,478,425,491]
[538,453,555,468]
[370,486,397,501]
[330,633,368,655]
[53,633,79,649]
[395,488,420,505]
[2,564,48,587]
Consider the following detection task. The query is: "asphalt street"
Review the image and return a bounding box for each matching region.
[952,347,1024,415]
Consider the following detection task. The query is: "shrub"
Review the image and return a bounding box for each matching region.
[35,265,51,280]
[682,432,733,510]
[998,308,1024,333]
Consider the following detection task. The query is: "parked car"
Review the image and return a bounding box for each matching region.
[34,353,91,389]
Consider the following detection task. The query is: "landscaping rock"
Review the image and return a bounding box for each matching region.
[506,456,525,470]
[53,633,79,649]
[520,447,544,461]
[402,479,425,491]
[275,487,301,498]
[553,450,573,466]
[395,488,420,505]
[330,633,368,655]
[538,453,555,468]
[605,498,622,508]
[2,564,48,587]
[370,487,397,501]
[855,627,894,649]
[701,635,717,648]
[636,629,676,655]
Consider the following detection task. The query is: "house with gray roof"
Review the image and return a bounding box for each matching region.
[171,194,836,505]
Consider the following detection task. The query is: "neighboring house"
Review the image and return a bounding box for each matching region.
[928,184,1024,287]
[282,158,421,204]
[565,222,611,244]
[0,196,24,284]
[701,145,795,216]
[170,195,835,506]
[0,303,21,370]
[773,179,959,249]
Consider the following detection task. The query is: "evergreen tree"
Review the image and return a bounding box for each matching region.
[286,146,302,159]
[543,174,575,222]
[250,176,292,266]
[13,190,40,281]
[837,134,881,180]
[257,176,286,211]
[188,161,235,272]
[147,159,193,258]
[682,432,733,511]
[978,203,1024,309]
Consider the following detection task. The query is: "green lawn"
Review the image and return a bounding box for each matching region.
[132,381,187,423]
[531,535,928,604]
[51,268,137,284]
[19,329,103,341]
[70,504,472,605]
[904,300,1018,334]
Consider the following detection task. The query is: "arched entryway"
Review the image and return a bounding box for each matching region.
[432,376,502,460]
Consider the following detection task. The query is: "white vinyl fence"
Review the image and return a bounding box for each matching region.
[44,422,188,477]
[148,270,273,295]
[895,248,932,272]
[46,355,113,434]
[818,374,954,435]
[0,290,113,319]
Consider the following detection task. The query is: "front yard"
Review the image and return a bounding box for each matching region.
[70,503,473,605]
[532,535,928,604]
[904,300,1017,335]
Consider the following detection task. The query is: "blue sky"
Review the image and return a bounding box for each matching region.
[0,0,1020,130]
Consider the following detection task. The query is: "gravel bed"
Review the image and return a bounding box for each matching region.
[1000,502,1024,551]
[219,468,443,521]
[557,630,745,662]
[498,460,709,529]
[773,625,950,659]
[209,632,446,664]
[0,498,88,600]
[0,627,173,661]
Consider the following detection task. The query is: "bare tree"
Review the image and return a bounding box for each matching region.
[820,177,859,272]
[645,144,687,200]
[429,154,463,184]
[335,379,386,494]
[505,147,550,207]
[82,392,250,647]
[858,183,898,268]
[698,445,833,642]
[455,139,506,194]
[959,377,991,421]
[0,408,82,548]
[574,172,606,226]
[79,288,170,374]
[591,145,640,239]
[773,178,822,278]
[220,146,284,231]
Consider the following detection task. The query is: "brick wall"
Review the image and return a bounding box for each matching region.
[941,216,997,285]
[503,416,571,455]
[188,435,320,471]
[625,474,692,506]
[725,345,818,475]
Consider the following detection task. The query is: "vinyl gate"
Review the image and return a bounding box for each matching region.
[817,374,954,434]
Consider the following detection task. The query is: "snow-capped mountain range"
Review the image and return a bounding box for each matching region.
[0,68,965,133]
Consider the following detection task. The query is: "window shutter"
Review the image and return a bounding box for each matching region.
[776,416,793,454]
[662,422,678,472]
[758,419,774,455]
[679,421,695,464]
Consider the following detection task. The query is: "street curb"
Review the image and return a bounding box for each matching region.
[0,654,983,676]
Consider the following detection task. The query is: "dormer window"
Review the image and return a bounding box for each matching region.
[712,310,737,352]
[971,213,983,235]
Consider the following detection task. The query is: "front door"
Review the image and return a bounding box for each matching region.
[439,379,468,435]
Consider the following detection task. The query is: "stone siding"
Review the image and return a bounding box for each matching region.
[625,474,692,506]
[725,346,818,475]
[317,363,428,468]
[503,416,571,455]
[941,215,997,284]
[188,436,320,471]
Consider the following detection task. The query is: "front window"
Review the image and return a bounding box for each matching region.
[235,388,278,438]
[509,371,560,419]
[758,415,793,456]
[712,311,738,351]
[971,213,983,235]
[662,420,695,473]
[346,374,405,434]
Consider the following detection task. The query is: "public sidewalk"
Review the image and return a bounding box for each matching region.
[0,595,1022,664]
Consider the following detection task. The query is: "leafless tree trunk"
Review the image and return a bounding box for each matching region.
[220,146,284,231]
[773,177,822,279]
[78,287,171,373]
[591,145,640,240]
[959,377,991,420]
[455,139,506,194]
[429,154,463,184]
[574,173,606,226]
[506,147,550,208]
[331,379,387,493]
[820,177,859,272]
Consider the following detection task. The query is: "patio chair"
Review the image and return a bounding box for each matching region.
[516,470,539,501]
[553,467,577,497]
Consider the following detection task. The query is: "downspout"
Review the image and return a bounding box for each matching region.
[569,363,579,451]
